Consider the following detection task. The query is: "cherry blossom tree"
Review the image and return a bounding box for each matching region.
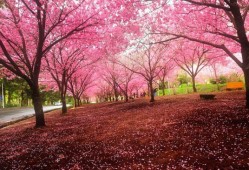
[68,68,95,107]
[95,83,113,103]
[208,57,229,91]
[115,66,134,102]
[44,41,94,114]
[121,43,166,102]
[173,42,213,92]
[157,57,175,96]
[100,59,121,102]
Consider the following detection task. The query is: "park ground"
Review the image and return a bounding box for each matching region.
[0,91,249,169]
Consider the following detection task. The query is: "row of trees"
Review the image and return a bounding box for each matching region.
[0,76,86,107]
[0,65,241,108]
[149,0,249,106]
[0,0,141,127]
[96,39,241,103]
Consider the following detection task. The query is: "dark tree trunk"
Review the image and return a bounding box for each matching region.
[60,84,67,114]
[125,93,128,102]
[147,83,150,96]
[2,81,5,107]
[114,90,118,102]
[243,69,249,108]
[149,80,155,102]
[213,67,220,91]
[73,96,77,108]
[112,84,118,102]
[162,79,165,96]
[31,86,45,127]
[230,2,249,108]
[77,98,80,106]
[61,92,67,114]
[192,76,197,93]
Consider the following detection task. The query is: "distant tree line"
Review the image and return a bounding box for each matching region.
[0,78,67,107]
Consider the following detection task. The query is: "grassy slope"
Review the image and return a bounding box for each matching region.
[0,91,249,169]
[158,83,227,96]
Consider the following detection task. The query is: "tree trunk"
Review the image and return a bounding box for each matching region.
[2,81,5,107]
[162,80,165,96]
[125,93,128,102]
[243,69,249,108]
[147,83,150,96]
[114,90,118,102]
[31,86,45,127]
[149,80,155,102]
[61,94,67,114]
[230,3,249,107]
[62,99,67,114]
[192,76,197,92]
[77,97,80,106]
[73,96,77,108]
[216,82,220,91]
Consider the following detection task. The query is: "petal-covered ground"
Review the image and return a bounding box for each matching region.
[0,91,249,169]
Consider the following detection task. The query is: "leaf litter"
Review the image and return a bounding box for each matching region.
[0,91,249,169]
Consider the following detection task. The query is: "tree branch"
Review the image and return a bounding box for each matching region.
[183,0,231,11]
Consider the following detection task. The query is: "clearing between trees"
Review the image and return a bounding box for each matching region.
[0,91,249,169]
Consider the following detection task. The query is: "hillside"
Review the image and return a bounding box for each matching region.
[0,91,249,169]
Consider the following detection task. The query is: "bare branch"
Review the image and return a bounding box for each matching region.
[183,0,231,11]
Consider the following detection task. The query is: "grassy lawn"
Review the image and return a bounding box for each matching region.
[0,91,249,169]
[158,83,227,96]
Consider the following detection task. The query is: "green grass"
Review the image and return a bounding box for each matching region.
[158,83,227,96]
